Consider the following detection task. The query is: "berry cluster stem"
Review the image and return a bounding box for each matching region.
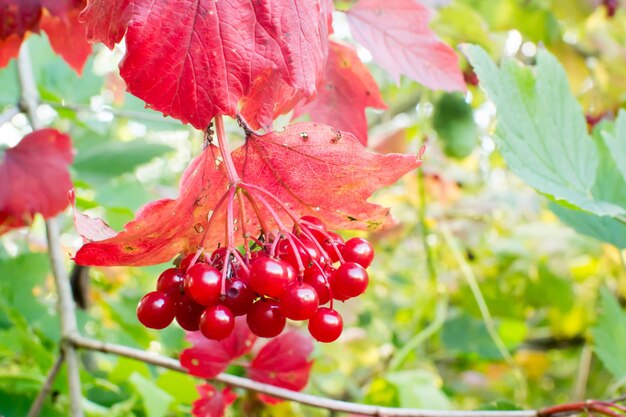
[214,115,241,185]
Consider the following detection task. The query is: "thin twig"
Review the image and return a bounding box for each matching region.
[67,334,537,417]
[573,344,593,401]
[17,44,84,417]
[440,222,528,401]
[26,354,65,417]
[41,100,183,125]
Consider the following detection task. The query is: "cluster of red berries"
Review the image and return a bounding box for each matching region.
[136,216,374,343]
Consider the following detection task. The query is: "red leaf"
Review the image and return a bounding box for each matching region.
[68,189,116,242]
[294,40,386,145]
[81,0,330,130]
[180,317,257,378]
[192,384,237,417]
[248,331,313,401]
[0,129,73,234]
[0,0,89,72]
[347,0,465,92]
[73,123,420,266]
[40,7,92,74]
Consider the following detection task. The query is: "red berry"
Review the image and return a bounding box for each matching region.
[200,305,235,340]
[295,216,327,242]
[223,279,256,316]
[249,257,295,298]
[332,262,369,299]
[300,215,326,229]
[303,266,331,305]
[246,299,286,338]
[156,268,184,300]
[341,237,374,268]
[175,296,204,331]
[320,231,344,263]
[185,263,222,306]
[136,291,176,329]
[210,247,229,269]
[279,238,322,270]
[308,308,343,343]
[280,283,319,320]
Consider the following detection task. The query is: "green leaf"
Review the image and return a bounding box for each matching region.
[465,45,625,217]
[129,372,174,417]
[433,92,478,159]
[385,370,450,409]
[602,109,626,184]
[441,314,501,360]
[73,139,173,182]
[592,289,626,379]
[551,204,626,249]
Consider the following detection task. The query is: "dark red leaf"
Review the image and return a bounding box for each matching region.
[347,0,465,92]
[192,384,237,417]
[294,40,386,145]
[81,0,330,129]
[0,0,90,72]
[0,129,73,234]
[180,317,257,378]
[248,331,313,402]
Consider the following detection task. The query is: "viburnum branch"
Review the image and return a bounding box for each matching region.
[26,353,65,417]
[236,189,252,258]
[67,334,544,417]
[41,100,184,125]
[214,116,241,184]
[17,44,85,417]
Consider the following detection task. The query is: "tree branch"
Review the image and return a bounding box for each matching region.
[26,353,65,417]
[17,44,84,417]
[67,334,539,417]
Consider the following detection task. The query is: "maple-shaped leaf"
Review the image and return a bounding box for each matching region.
[180,317,256,378]
[192,384,237,417]
[0,129,73,234]
[346,0,465,92]
[73,123,420,266]
[294,40,386,145]
[248,331,314,403]
[0,0,91,72]
[81,0,330,130]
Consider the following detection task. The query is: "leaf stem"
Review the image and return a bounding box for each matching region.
[214,116,241,184]
[26,353,65,417]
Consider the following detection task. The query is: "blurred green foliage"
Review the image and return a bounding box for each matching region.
[1,0,626,416]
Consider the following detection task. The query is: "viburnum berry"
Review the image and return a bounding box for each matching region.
[184,263,222,306]
[178,252,206,271]
[209,247,229,269]
[199,305,235,340]
[332,262,369,299]
[249,257,296,298]
[223,279,256,316]
[156,268,184,301]
[280,282,319,320]
[320,231,345,263]
[308,307,343,343]
[303,266,331,305]
[136,291,176,329]
[175,295,204,331]
[247,299,286,338]
[341,237,374,268]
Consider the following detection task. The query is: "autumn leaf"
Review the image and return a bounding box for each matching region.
[346,0,465,92]
[81,0,330,129]
[294,40,386,145]
[192,384,237,417]
[0,129,73,234]
[180,317,257,378]
[0,0,91,72]
[248,331,314,403]
[73,123,420,266]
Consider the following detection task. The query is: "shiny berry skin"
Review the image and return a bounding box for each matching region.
[320,231,345,263]
[332,262,369,298]
[200,305,235,340]
[223,279,256,316]
[136,291,176,329]
[246,299,286,338]
[279,239,321,270]
[303,266,331,305]
[175,296,204,331]
[210,247,229,269]
[296,216,327,242]
[300,215,326,229]
[341,237,374,268]
[157,268,185,296]
[308,308,343,343]
[249,257,295,298]
[178,252,206,271]
[280,283,319,320]
[184,263,222,306]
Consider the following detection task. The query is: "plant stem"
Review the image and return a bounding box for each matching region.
[440,222,528,402]
[214,115,241,184]
[26,353,65,417]
[573,344,593,401]
[418,168,437,286]
[17,43,84,417]
[41,100,183,125]
[66,334,539,417]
